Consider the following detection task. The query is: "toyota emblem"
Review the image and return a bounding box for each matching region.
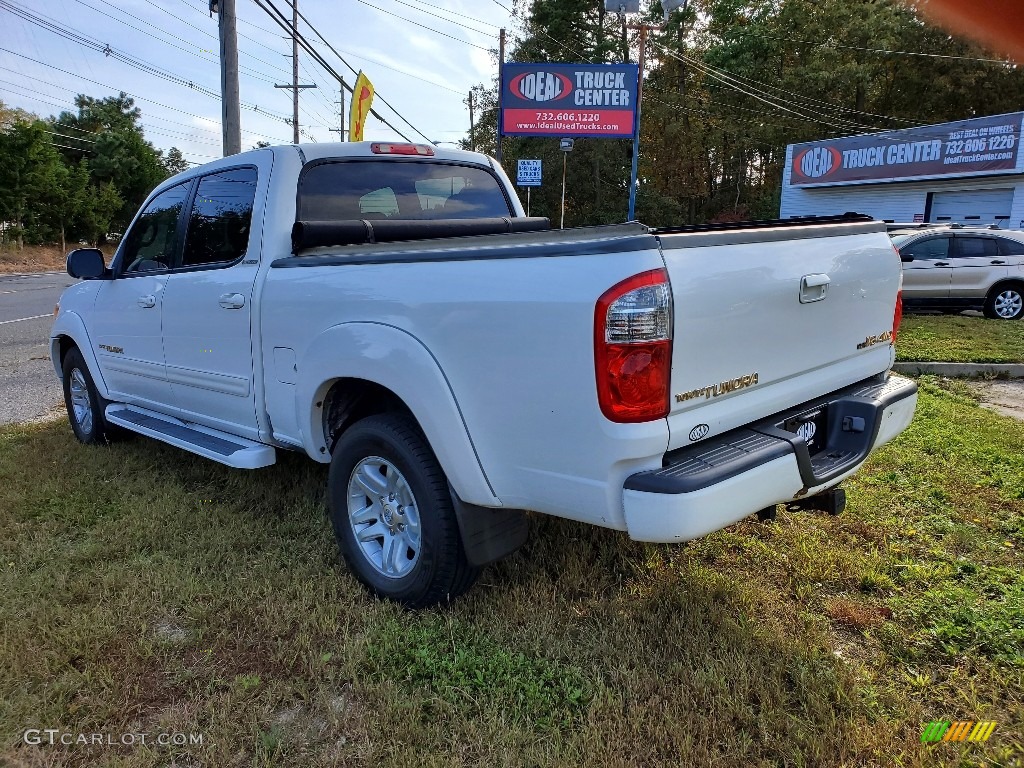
[796,421,817,442]
[689,424,710,441]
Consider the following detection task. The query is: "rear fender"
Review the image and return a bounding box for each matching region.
[295,322,500,507]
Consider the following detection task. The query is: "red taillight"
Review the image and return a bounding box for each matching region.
[893,289,903,344]
[370,142,435,156]
[595,269,673,423]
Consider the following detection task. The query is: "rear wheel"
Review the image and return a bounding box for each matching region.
[983,284,1024,319]
[327,413,478,608]
[62,348,108,445]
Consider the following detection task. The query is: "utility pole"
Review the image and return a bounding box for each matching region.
[329,78,346,141]
[496,27,505,164]
[213,0,241,155]
[291,0,299,143]
[626,22,660,221]
[274,0,316,143]
[468,90,475,151]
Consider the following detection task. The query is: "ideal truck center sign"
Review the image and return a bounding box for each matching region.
[789,112,1024,187]
[500,63,639,139]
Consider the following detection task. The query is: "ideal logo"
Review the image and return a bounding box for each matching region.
[794,146,841,179]
[509,71,573,103]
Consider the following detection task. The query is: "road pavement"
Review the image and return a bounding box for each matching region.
[0,272,77,425]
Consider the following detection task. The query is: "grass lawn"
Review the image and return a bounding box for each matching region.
[1,379,1022,767]
[897,315,1024,364]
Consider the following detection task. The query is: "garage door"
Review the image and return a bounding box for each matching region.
[929,188,1014,228]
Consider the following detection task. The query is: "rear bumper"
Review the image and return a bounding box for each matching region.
[622,373,918,542]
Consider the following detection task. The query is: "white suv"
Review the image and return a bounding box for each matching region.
[890,227,1024,319]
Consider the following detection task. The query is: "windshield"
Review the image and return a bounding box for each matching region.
[889,234,914,247]
[298,160,513,221]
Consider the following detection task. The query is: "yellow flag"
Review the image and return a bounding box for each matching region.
[349,71,375,141]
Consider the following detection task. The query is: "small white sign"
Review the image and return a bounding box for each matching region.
[517,159,542,187]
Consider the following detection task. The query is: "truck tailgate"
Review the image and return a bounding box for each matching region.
[658,220,900,451]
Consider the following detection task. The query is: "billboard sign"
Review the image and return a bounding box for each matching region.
[517,159,542,187]
[500,63,639,139]
[788,112,1024,187]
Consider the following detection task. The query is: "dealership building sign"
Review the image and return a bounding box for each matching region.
[500,63,639,139]
[789,112,1024,186]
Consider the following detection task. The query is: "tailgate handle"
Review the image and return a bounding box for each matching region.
[800,274,830,304]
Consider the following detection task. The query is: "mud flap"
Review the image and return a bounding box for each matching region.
[449,487,530,567]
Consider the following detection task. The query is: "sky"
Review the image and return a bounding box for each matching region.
[0,0,516,165]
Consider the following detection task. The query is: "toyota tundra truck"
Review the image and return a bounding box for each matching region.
[51,142,917,607]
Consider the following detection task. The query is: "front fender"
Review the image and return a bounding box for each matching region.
[295,321,500,507]
[49,311,109,399]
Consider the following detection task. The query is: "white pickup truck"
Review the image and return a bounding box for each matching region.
[52,142,917,606]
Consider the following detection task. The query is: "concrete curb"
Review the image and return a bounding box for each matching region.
[893,362,1024,378]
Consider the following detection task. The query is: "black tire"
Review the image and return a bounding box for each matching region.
[327,413,478,608]
[61,347,109,445]
[983,283,1024,320]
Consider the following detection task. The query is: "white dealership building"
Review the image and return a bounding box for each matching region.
[781,112,1024,228]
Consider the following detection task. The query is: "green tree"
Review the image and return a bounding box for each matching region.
[163,147,190,176]
[78,182,124,245]
[51,92,169,231]
[0,118,64,247]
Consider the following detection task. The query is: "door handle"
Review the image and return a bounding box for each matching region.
[799,273,830,304]
[991,259,1006,265]
[137,295,156,308]
[219,293,246,309]
[934,262,950,267]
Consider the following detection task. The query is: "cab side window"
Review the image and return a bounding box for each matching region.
[119,183,190,274]
[903,236,949,260]
[955,237,999,258]
[181,168,258,268]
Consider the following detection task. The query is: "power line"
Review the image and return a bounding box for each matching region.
[137,0,296,80]
[667,46,920,127]
[45,129,95,143]
[302,29,465,96]
[251,0,413,140]
[384,0,501,34]
[764,34,1015,66]
[355,0,492,51]
[488,0,511,12]
[289,0,452,141]
[0,1,295,126]
[527,29,847,138]
[253,0,432,142]
[0,47,291,142]
[655,44,882,132]
[70,0,280,85]
[1,70,226,139]
[290,2,439,143]
[173,0,465,97]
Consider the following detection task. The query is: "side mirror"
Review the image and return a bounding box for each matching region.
[900,252,914,263]
[66,248,107,279]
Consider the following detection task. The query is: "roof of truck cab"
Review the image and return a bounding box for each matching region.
[151,143,497,204]
[274,141,493,166]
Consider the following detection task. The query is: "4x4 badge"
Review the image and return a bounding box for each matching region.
[857,331,893,349]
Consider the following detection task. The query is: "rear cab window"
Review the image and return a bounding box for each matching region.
[298,161,512,221]
[182,167,258,268]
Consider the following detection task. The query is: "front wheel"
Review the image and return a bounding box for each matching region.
[983,284,1024,320]
[327,413,478,608]
[61,347,108,445]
